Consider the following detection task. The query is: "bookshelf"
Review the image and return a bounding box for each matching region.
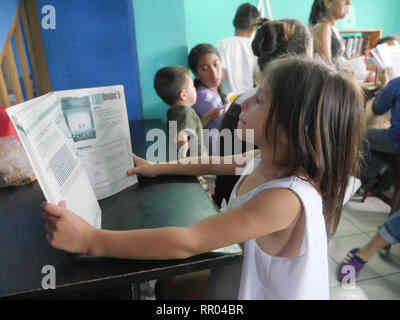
[339,29,382,58]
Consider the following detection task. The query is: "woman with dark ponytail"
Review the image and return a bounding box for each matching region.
[309,0,327,26]
[309,0,351,67]
[252,18,313,72]
[213,19,312,209]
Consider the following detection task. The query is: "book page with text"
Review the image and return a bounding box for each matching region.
[55,85,137,200]
[7,93,101,228]
[389,45,400,78]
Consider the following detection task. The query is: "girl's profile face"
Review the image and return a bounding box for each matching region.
[237,85,271,147]
[194,52,223,92]
[238,80,288,153]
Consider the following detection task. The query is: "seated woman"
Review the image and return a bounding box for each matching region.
[188,43,227,155]
[309,0,350,68]
[365,36,400,129]
[361,73,400,193]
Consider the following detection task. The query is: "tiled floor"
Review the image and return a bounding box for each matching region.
[141,177,400,300]
[329,194,400,300]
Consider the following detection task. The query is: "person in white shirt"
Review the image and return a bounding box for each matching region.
[216,3,260,96]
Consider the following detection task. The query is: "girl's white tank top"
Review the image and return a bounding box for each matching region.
[221,156,329,300]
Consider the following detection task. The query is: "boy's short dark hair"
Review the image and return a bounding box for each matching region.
[233,3,260,30]
[154,66,190,105]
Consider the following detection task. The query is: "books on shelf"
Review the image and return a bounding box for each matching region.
[342,34,369,58]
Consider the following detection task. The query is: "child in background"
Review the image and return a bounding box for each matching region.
[153,66,202,158]
[361,74,400,192]
[188,44,226,155]
[375,35,399,47]
[41,56,365,299]
[216,2,260,95]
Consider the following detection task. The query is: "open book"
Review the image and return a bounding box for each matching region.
[6,85,138,229]
[343,56,369,82]
[367,43,400,78]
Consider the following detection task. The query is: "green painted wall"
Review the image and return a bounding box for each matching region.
[135,0,399,120]
[338,0,400,37]
[267,0,313,26]
[269,0,400,36]
[133,0,188,121]
[185,0,400,53]
[185,0,259,52]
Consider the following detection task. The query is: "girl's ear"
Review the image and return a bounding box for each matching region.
[277,125,289,145]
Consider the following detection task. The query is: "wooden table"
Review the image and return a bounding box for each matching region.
[0,119,242,299]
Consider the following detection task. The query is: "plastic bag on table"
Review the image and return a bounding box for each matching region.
[0,135,36,188]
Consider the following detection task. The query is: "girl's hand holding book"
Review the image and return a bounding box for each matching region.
[42,200,94,255]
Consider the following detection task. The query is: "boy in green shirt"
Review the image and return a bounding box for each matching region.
[154,66,203,158]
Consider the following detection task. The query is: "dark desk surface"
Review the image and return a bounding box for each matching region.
[0,119,242,299]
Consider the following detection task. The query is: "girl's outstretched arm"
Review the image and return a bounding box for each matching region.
[127,150,259,178]
[42,187,302,260]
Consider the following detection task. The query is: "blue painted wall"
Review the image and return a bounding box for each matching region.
[0,0,19,50]
[35,0,143,120]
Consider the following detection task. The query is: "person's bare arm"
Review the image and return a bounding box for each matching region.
[201,107,224,127]
[42,187,302,260]
[127,150,260,177]
[312,23,333,65]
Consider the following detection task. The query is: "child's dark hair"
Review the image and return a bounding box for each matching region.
[154,66,190,105]
[263,55,365,237]
[251,19,312,71]
[188,43,227,105]
[233,3,260,30]
[376,35,399,47]
[309,0,332,26]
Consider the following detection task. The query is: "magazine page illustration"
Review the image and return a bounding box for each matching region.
[55,85,137,200]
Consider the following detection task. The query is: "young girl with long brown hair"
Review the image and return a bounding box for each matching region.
[42,55,364,299]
